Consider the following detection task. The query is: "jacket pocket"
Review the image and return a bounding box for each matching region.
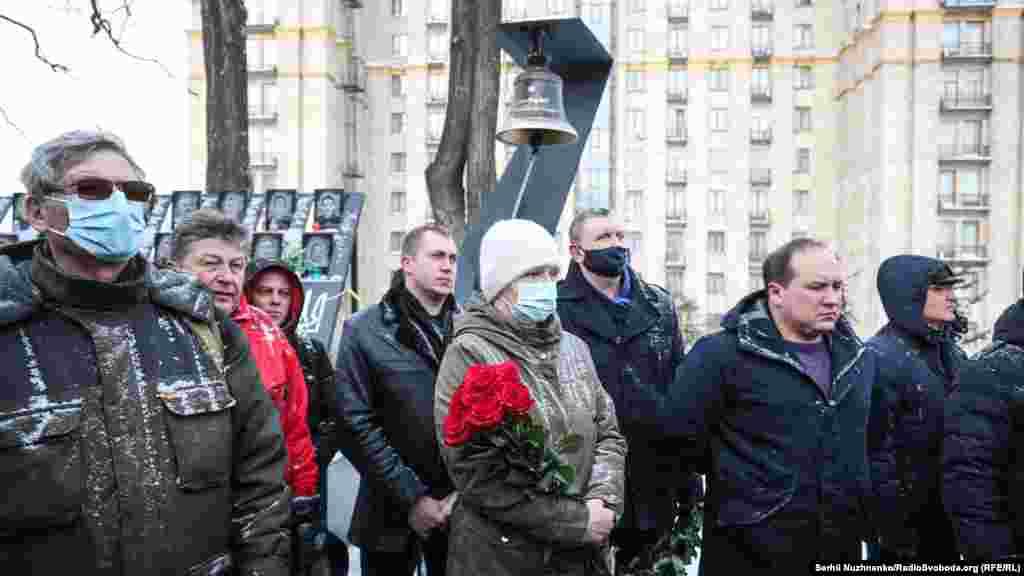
[450,505,544,572]
[0,404,83,530]
[159,381,237,492]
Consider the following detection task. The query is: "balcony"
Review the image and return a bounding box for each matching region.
[666,170,688,185]
[749,210,771,226]
[426,10,449,25]
[937,244,989,262]
[250,153,279,170]
[665,251,688,266]
[342,160,364,179]
[667,1,690,21]
[752,46,773,61]
[749,249,769,262]
[939,143,992,162]
[940,92,992,111]
[942,42,993,61]
[666,89,688,103]
[248,62,278,76]
[341,55,367,92]
[940,0,995,8]
[342,0,363,7]
[248,108,278,122]
[666,208,687,223]
[668,48,689,63]
[751,1,774,19]
[426,130,442,146]
[938,193,991,212]
[666,129,688,146]
[750,169,771,185]
[751,87,772,103]
[750,128,773,145]
[427,50,448,65]
[427,89,448,106]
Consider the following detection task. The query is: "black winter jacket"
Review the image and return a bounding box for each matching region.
[867,255,963,558]
[557,263,691,533]
[333,281,457,552]
[943,300,1024,559]
[0,242,291,575]
[636,292,875,570]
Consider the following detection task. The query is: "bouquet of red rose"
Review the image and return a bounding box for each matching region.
[443,361,579,495]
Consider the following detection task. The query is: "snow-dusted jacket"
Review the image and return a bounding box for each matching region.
[0,241,291,575]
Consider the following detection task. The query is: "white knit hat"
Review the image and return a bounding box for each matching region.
[479,219,560,303]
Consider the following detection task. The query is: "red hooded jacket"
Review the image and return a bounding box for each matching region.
[232,297,319,496]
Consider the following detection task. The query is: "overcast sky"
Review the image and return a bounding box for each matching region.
[1,2,188,195]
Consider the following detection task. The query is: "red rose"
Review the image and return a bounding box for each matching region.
[466,394,504,429]
[462,364,500,407]
[443,388,472,446]
[498,376,534,416]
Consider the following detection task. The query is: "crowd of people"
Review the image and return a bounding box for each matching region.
[3,128,1024,576]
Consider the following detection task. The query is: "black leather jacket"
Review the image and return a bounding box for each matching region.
[333,285,457,552]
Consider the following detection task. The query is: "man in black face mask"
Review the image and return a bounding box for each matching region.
[557,208,697,571]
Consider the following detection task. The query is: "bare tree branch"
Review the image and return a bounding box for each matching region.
[0,13,70,72]
[88,0,174,79]
[0,103,28,140]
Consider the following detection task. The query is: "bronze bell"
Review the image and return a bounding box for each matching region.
[496,62,578,147]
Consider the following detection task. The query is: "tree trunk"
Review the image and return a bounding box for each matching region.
[425,0,500,248]
[200,0,250,193]
[465,0,501,226]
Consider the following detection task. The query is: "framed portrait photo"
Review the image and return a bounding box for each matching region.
[265,189,296,231]
[251,232,284,262]
[218,191,249,223]
[171,190,202,230]
[313,189,344,230]
[302,232,334,278]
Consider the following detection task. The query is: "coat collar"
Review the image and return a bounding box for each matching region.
[724,291,866,402]
[557,262,661,343]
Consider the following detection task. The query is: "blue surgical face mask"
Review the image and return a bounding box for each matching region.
[512,280,558,323]
[50,189,146,263]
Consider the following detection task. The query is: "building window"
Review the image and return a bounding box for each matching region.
[430,0,449,19]
[668,150,686,182]
[628,29,645,54]
[796,148,811,174]
[668,24,688,58]
[547,0,568,15]
[390,113,404,135]
[248,81,278,116]
[428,29,448,61]
[708,231,726,255]
[752,23,771,55]
[709,189,725,216]
[943,20,989,55]
[390,152,406,173]
[794,24,814,49]
[794,65,814,90]
[750,273,763,291]
[709,0,728,11]
[390,189,406,214]
[666,267,685,296]
[389,231,405,253]
[625,232,643,271]
[629,0,646,13]
[794,107,812,132]
[707,273,727,314]
[751,186,769,219]
[428,71,447,100]
[709,108,729,132]
[392,0,406,16]
[751,115,771,144]
[428,109,445,141]
[668,107,687,140]
[707,67,729,92]
[750,230,768,260]
[391,74,405,98]
[751,65,771,98]
[626,69,645,92]
[667,184,686,220]
[666,231,685,263]
[392,34,408,57]
[794,189,810,216]
[940,168,984,207]
[710,26,730,52]
[625,190,644,223]
[668,67,688,99]
[629,108,646,140]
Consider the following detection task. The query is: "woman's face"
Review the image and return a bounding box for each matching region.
[493,266,559,318]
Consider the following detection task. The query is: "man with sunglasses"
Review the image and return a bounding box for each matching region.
[0,130,292,574]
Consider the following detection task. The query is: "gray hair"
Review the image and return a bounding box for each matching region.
[171,208,250,263]
[19,130,145,198]
[568,208,612,244]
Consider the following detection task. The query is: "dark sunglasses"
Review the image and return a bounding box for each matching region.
[54,178,155,203]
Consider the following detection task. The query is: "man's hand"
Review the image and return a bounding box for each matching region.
[408,496,447,539]
[584,499,615,545]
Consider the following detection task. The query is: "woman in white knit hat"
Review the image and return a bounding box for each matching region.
[434,219,627,576]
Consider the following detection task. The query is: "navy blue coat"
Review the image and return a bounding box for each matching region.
[943,300,1024,559]
[867,255,963,559]
[642,292,875,570]
[557,263,690,533]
